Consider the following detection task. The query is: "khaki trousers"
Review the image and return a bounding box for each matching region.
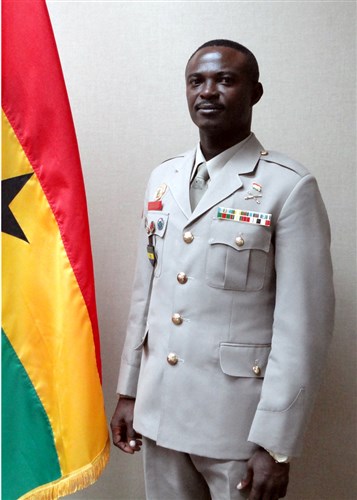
[142,437,249,500]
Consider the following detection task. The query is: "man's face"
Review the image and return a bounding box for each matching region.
[185,46,262,136]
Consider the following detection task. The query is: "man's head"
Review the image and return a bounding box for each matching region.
[185,40,263,144]
[187,39,260,83]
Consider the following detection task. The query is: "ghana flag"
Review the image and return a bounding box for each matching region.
[2,1,109,498]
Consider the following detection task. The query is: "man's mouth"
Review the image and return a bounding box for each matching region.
[196,102,224,111]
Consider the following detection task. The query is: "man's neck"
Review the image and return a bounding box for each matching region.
[199,130,251,161]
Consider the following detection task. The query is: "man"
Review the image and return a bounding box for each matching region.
[111,40,334,500]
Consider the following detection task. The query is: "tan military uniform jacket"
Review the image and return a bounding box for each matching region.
[117,133,334,460]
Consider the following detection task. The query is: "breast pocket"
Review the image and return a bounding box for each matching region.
[206,219,272,291]
[146,212,169,277]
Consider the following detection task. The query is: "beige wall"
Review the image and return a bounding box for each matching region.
[47,1,356,499]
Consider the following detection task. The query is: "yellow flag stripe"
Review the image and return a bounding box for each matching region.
[2,111,108,474]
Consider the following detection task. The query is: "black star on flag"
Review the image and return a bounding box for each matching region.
[2,173,33,243]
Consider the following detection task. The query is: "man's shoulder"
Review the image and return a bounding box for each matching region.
[259,150,310,178]
[148,150,193,182]
[159,153,188,165]
[155,149,192,169]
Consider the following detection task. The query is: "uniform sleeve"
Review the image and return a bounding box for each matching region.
[248,174,335,456]
[116,185,155,397]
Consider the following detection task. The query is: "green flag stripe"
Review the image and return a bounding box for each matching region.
[1,329,62,499]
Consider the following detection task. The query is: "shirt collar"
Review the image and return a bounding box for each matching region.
[191,133,253,181]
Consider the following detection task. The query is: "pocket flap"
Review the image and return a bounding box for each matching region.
[219,343,271,378]
[210,219,271,252]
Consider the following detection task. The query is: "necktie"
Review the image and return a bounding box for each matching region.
[190,161,209,210]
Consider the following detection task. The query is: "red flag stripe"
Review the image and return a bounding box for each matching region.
[2,0,101,376]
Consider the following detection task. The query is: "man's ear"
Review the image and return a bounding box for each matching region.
[251,82,264,106]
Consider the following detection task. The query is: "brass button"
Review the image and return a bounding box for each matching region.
[252,365,261,375]
[177,272,188,284]
[172,313,183,325]
[183,231,194,243]
[235,236,244,247]
[260,150,269,156]
[167,353,179,365]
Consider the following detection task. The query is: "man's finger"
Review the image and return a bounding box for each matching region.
[111,427,122,445]
[117,441,135,454]
[128,435,142,451]
[237,468,253,490]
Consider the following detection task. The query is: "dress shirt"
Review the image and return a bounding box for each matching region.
[190,133,253,183]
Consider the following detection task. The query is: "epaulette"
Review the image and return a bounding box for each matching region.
[259,150,310,177]
[160,155,185,165]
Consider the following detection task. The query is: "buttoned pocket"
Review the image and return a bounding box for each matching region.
[206,218,272,291]
[145,212,169,277]
[219,342,271,378]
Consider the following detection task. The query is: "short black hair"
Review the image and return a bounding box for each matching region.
[187,39,260,82]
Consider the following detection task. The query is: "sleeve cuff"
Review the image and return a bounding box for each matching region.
[266,449,290,463]
[116,360,141,397]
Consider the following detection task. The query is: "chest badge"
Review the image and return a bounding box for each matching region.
[157,218,165,231]
[245,182,263,204]
[155,183,167,200]
[148,200,163,211]
[147,183,167,211]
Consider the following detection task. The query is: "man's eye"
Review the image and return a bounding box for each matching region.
[219,77,233,85]
[189,78,201,87]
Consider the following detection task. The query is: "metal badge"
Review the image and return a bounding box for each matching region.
[157,218,164,231]
[155,183,167,200]
[146,220,156,235]
[245,182,263,204]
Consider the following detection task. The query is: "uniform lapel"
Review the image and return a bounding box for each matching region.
[187,134,264,225]
[167,149,195,220]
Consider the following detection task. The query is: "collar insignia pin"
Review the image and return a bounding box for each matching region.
[245,182,263,204]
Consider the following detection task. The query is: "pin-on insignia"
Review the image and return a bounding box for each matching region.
[245,182,263,203]
[217,207,272,227]
[157,218,164,231]
[146,220,156,235]
[155,183,167,200]
[245,192,262,204]
[148,200,163,211]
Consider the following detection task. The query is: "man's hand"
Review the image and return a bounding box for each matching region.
[110,398,142,454]
[237,448,290,500]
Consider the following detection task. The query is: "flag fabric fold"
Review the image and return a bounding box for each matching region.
[2,1,109,498]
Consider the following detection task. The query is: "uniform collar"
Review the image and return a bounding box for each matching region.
[191,133,253,182]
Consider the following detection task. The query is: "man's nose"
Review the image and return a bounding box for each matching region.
[200,80,219,99]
